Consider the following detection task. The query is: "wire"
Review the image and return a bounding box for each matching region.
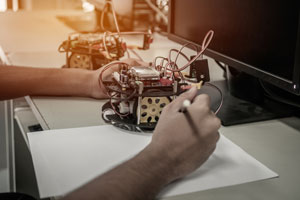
[96,30,147,60]
[103,31,112,59]
[98,61,138,104]
[168,30,214,72]
[100,2,108,31]
[168,49,190,66]
[204,82,224,114]
[100,0,120,35]
[110,88,137,101]
[153,56,169,72]
[152,30,214,75]
[173,43,199,66]
[108,0,121,35]
[98,61,130,96]
[110,97,130,117]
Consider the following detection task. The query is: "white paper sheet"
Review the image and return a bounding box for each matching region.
[28,125,278,198]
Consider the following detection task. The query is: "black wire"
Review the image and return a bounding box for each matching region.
[204,82,224,114]
[215,60,226,72]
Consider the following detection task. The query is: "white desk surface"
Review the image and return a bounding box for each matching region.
[1,10,300,200]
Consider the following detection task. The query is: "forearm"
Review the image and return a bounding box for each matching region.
[63,145,174,200]
[0,66,95,100]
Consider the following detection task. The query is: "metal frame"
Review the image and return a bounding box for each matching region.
[0,46,16,192]
[168,0,300,95]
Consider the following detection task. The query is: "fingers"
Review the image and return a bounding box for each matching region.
[201,112,221,133]
[202,117,221,144]
[208,131,220,154]
[192,94,211,110]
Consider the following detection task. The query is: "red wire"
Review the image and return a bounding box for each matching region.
[166,30,214,72]
[98,61,130,98]
[98,61,132,117]
[152,30,214,76]
[172,43,199,66]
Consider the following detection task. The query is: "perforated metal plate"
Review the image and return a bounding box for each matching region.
[139,97,170,123]
[69,53,92,69]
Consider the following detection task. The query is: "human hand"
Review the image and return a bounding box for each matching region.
[89,58,149,99]
[148,87,221,182]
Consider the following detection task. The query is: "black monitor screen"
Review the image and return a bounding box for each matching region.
[170,0,299,83]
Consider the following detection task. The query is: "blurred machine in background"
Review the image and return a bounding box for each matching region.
[58,30,153,69]
[54,0,168,70]
[58,0,155,70]
[1,0,168,32]
[88,0,168,32]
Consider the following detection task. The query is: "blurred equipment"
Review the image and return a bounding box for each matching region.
[58,32,125,70]
[88,0,168,32]
[88,0,134,31]
[143,0,168,31]
[168,0,300,125]
[58,31,153,69]
[59,0,154,70]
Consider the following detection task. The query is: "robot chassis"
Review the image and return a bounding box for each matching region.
[58,31,153,70]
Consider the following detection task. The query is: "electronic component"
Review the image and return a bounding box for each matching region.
[58,31,153,70]
[100,30,222,132]
[187,56,210,82]
[58,32,124,70]
[130,66,160,80]
[139,96,170,123]
[101,63,186,131]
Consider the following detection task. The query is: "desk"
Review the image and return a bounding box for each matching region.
[1,10,300,200]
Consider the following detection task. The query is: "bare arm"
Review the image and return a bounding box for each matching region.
[63,145,173,200]
[63,87,221,200]
[0,59,145,100]
[0,66,103,100]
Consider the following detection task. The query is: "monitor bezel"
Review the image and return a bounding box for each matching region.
[168,0,300,95]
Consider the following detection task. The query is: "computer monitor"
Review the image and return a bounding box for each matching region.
[168,0,300,125]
